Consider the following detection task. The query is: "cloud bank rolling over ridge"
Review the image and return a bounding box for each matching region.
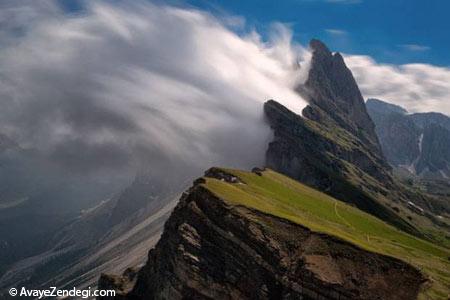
[346,55,450,115]
[1,0,450,196]
[0,0,309,181]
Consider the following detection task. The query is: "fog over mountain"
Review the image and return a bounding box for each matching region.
[346,55,450,115]
[2,1,450,204]
[0,0,309,193]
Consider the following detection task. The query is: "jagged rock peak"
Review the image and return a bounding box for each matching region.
[310,38,332,56]
[298,39,382,155]
[309,39,346,65]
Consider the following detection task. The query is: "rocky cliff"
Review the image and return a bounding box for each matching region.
[416,124,450,176]
[366,99,421,166]
[264,40,427,234]
[297,40,382,156]
[267,40,391,183]
[98,168,428,300]
[264,40,450,241]
[366,98,450,179]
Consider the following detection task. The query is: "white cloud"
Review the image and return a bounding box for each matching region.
[398,44,431,52]
[0,0,309,177]
[345,55,450,115]
[1,0,448,184]
[325,28,348,35]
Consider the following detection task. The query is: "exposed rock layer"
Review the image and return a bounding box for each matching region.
[98,171,424,300]
[264,40,446,234]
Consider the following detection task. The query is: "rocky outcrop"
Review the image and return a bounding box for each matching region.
[297,40,382,156]
[264,100,421,234]
[263,40,428,234]
[416,124,450,177]
[269,40,392,185]
[98,172,425,300]
[366,99,421,166]
[366,98,450,179]
[263,40,450,235]
[98,267,139,300]
[264,100,391,185]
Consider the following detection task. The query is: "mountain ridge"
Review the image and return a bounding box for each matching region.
[99,168,443,300]
[366,98,450,180]
[96,39,450,300]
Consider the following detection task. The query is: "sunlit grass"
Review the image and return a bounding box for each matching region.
[204,168,450,299]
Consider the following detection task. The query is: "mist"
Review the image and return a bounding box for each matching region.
[346,54,450,115]
[0,1,309,207]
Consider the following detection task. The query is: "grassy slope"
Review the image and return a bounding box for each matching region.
[203,168,450,300]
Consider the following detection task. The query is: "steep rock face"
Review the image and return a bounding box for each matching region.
[297,40,382,155]
[410,112,450,132]
[269,40,391,183]
[366,98,450,179]
[99,171,424,300]
[264,100,420,234]
[263,40,428,233]
[366,99,421,166]
[265,100,391,185]
[416,124,450,177]
[263,40,450,235]
[377,115,421,166]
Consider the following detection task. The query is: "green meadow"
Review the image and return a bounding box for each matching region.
[204,168,450,300]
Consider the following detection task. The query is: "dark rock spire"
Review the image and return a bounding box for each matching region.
[298,39,382,155]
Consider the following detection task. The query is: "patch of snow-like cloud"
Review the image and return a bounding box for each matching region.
[398,44,430,52]
[325,28,348,36]
[345,54,450,115]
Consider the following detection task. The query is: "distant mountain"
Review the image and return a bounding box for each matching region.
[365,98,408,116]
[410,112,450,132]
[366,98,450,179]
[365,99,421,167]
[0,170,185,295]
[0,135,135,284]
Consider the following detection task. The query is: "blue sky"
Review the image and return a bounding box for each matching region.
[59,0,449,66]
[181,0,449,66]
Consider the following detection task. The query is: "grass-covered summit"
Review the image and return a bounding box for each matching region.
[204,168,450,300]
